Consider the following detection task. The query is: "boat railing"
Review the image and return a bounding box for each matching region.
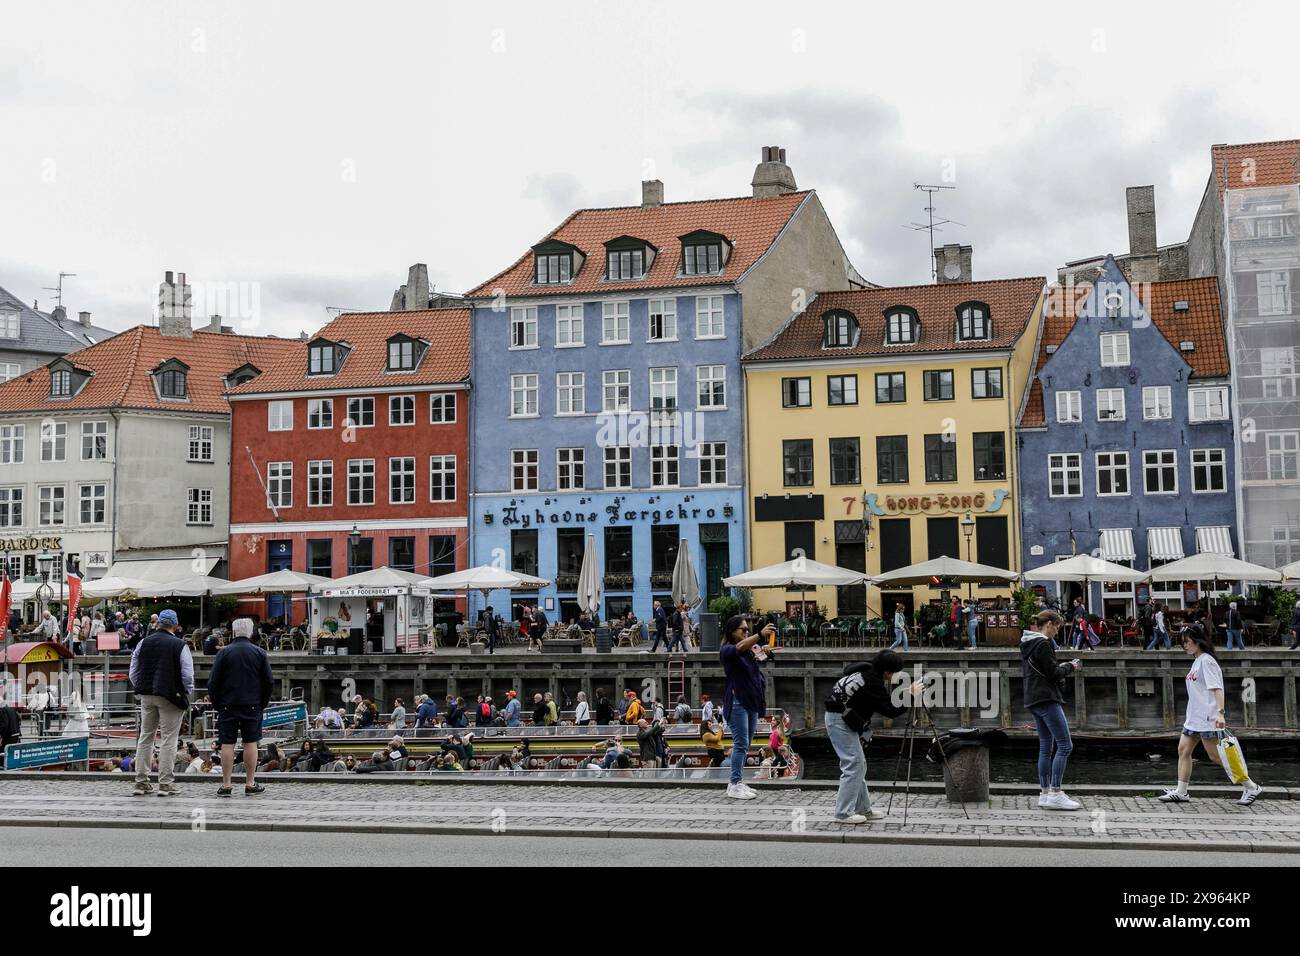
[303,716,775,741]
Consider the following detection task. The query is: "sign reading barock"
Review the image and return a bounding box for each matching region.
[497,496,728,529]
[0,536,63,553]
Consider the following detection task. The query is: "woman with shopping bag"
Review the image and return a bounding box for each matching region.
[1158,623,1263,806]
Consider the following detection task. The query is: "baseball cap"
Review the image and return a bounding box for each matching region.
[158,609,179,627]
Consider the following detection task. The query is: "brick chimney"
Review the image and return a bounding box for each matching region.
[78,311,92,327]
[934,244,973,283]
[1125,185,1159,283]
[158,270,193,338]
[751,146,797,198]
[642,179,664,207]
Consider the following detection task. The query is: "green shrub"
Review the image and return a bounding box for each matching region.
[708,595,739,620]
[1011,588,1040,630]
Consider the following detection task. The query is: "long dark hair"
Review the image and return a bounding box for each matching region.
[871,650,904,676]
[1184,623,1215,658]
[723,615,749,644]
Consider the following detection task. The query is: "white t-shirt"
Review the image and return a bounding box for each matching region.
[1184,653,1224,731]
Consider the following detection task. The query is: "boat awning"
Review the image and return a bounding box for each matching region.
[1195,526,1235,556]
[1147,528,1186,562]
[1098,528,1136,562]
[106,556,220,586]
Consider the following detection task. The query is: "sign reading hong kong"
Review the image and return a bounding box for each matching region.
[864,490,1010,516]
[497,495,728,528]
[0,536,63,553]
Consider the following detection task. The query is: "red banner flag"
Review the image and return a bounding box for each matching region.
[0,572,10,645]
[65,573,83,640]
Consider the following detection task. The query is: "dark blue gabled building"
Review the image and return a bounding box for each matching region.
[1017,257,1236,617]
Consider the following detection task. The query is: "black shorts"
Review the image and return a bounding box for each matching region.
[217,706,263,746]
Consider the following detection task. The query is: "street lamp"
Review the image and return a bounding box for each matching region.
[36,548,55,623]
[960,512,976,601]
[348,524,362,574]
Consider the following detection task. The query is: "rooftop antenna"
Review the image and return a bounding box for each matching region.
[902,184,964,280]
[325,306,364,316]
[43,272,77,308]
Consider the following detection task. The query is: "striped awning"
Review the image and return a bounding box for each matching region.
[1147,527,1186,562]
[1099,528,1136,562]
[1195,526,1235,556]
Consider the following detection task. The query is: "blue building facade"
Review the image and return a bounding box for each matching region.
[1018,258,1236,616]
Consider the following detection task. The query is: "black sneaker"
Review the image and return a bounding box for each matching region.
[244,783,266,795]
[216,786,233,797]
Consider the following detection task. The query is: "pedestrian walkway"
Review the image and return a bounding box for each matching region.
[0,777,1295,852]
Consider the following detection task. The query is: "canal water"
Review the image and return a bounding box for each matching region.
[794,737,1300,786]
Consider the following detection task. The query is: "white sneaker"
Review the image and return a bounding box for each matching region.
[726,783,756,800]
[1239,784,1262,806]
[1037,793,1051,808]
[835,813,868,824]
[1040,792,1082,811]
[737,783,759,798]
[862,808,885,820]
[1158,788,1191,803]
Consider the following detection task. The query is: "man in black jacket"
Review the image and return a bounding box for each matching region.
[823,650,925,823]
[207,617,273,796]
[0,688,20,769]
[128,609,194,796]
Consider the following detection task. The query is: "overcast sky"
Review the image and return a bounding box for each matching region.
[3,1,1298,338]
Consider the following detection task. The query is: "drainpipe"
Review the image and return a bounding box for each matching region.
[109,410,122,570]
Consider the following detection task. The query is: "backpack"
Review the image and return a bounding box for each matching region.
[480,702,491,720]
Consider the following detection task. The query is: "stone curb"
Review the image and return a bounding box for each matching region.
[0,815,1294,853]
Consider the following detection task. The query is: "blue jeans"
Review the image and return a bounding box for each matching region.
[1028,701,1073,790]
[824,710,871,817]
[888,625,909,650]
[726,702,758,786]
[1145,628,1170,650]
[967,617,977,648]
[1226,629,1243,650]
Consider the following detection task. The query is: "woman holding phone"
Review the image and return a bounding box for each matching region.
[719,615,774,800]
[1020,609,1083,810]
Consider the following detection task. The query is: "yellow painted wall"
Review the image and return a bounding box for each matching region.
[743,292,1045,618]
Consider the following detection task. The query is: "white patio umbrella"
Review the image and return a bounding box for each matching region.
[420,564,551,593]
[872,555,1018,587]
[325,566,429,590]
[211,569,333,595]
[1022,554,1147,615]
[575,536,601,616]
[81,575,165,601]
[1280,560,1300,582]
[670,536,701,610]
[139,575,230,598]
[724,556,867,620]
[1146,553,1282,585]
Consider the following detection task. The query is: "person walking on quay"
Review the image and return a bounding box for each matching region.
[574,690,591,725]
[667,603,687,653]
[483,605,500,655]
[207,617,274,797]
[1021,610,1082,811]
[595,687,615,725]
[647,600,669,653]
[700,719,726,767]
[1224,602,1245,651]
[888,603,910,651]
[719,615,775,800]
[964,599,979,650]
[823,651,925,823]
[1159,625,1263,806]
[1145,603,1171,650]
[129,609,194,797]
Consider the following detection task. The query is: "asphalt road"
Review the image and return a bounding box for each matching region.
[3,826,1294,867]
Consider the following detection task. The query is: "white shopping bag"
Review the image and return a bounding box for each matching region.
[1215,731,1250,785]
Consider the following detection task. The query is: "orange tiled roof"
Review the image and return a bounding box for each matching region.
[743,277,1045,363]
[1212,140,1300,198]
[228,308,471,396]
[1020,275,1227,427]
[465,192,811,298]
[0,325,299,415]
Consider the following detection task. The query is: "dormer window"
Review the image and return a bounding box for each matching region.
[956,302,990,341]
[679,230,730,276]
[50,369,71,397]
[532,240,582,285]
[224,364,261,389]
[604,236,654,281]
[885,308,919,345]
[309,342,336,375]
[160,369,187,399]
[823,310,859,348]
[47,358,91,399]
[386,334,427,372]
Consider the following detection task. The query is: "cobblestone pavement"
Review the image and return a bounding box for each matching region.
[0,777,1296,850]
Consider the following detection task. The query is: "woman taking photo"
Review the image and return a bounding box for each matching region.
[1159,624,1263,805]
[719,615,774,800]
[1020,609,1083,810]
[824,651,925,823]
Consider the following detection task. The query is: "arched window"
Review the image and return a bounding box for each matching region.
[885,308,918,344]
[822,310,859,348]
[957,302,990,341]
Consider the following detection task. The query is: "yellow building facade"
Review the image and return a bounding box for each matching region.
[742,277,1046,622]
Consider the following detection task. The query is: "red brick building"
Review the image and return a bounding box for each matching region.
[226,308,471,624]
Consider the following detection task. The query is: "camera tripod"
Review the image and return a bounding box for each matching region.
[886,696,972,827]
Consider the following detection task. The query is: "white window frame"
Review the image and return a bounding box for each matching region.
[510,306,539,349]
[78,482,106,525]
[699,441,727,486]
[695,295,724,339]
[38,484,66,526]
[188,425,214,463]
[268,400,294,432]
[1257,270,1290,316]
[40,421,66,463]
[308,398,334,430]
[556,372,585,416]
[0,311,18,339]
[347,459,375,506]
[186,487,213,526]
[307,460,333,507]
[388,394,416,426]
[511,449,539,492]
[602,301,630,345]
[697,365,726,409]
[1142,385,1171,420]
[1260,347,1297,399]
[604,446,631,489]
[1191,448,1227,494]
[266,461,293,508]
[429,455,457,502]
[345,397,375,428]
[556,447,585,491]
[0,424,23,464]
[0,363,20,383]
[1142,449,1179,495]
[429,393,457,424]
[1048,453,1082,498]
[81,420,108,460]
[1055,390,1082,424]
[649,367,678,426]
[555,303,584,348]
[1189,386,1228,423]
[388,456,416,505]
[602,369,631,412]
[651,444,680,488]
[1094,451,1130,497]
[510,373,539,418]
[0,487,24,528]
[648,298,677,342]
[1266,431,1300,481]
[1100,332,1130,367]
[1096,388,1126,422]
